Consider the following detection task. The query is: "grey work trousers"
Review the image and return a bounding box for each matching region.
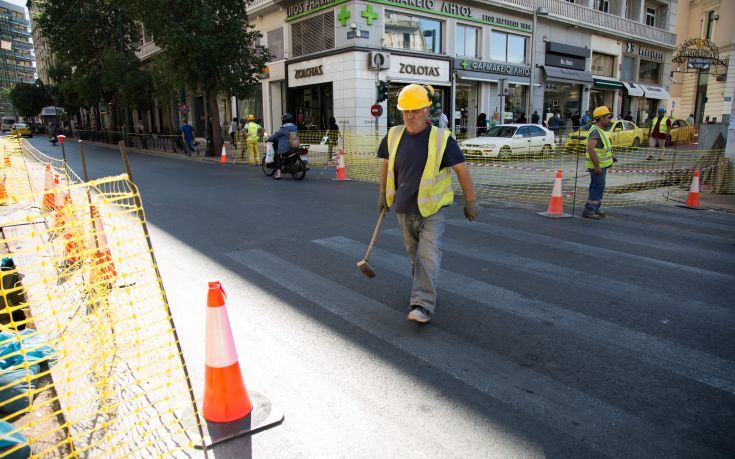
[396,211,446,314]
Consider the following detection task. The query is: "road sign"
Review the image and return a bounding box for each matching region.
[371,104,383,117]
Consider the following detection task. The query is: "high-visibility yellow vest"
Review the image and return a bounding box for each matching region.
[386,125,454,217]
[653,116,669,135]
[246,122,260,141]
[585,125,614,169]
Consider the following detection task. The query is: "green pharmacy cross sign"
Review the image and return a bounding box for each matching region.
[338,5,351,27]
[361,5,378,25]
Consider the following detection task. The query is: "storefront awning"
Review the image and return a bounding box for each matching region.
[542,66,594,85]
[455,70,529,86]
[640,84,670,100]
[593,77,624,90]
[622,82,645,97]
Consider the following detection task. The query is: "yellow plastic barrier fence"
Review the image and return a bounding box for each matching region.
[0,137,204,457]
[340,131,730,208]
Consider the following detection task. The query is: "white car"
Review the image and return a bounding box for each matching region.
[459,124,555,158]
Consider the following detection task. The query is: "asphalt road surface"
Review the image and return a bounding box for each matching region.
[23,137,735,458]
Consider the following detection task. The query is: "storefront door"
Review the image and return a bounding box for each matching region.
[454,83,477,137]
[543,82,581,126]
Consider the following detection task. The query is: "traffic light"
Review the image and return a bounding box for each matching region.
[376,80,389,103]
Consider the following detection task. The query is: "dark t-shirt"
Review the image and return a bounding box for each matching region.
[181,124,194,141]
[377,126,465,215]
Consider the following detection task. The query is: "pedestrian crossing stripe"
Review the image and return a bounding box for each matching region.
[311,236,735,395]
[225,248,680,457]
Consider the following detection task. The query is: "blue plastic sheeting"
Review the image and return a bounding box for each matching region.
[0,330,56,414]
[0,419,30,458]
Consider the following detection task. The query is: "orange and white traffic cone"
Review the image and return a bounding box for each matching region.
[89,205,118,287]
[220,144,228,164]
[203,281,253,423]
[3,152,11,168]
[53,191,70,232]
[538,170,572,218]
[679,169,707,210]
[0,175,8,205]
[332,148,350,181]
[42,164,55,212]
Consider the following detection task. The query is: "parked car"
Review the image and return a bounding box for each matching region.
[565,119,644,150]
[10,123,32,138]
[640,118,695,145]
[459,124,555,158]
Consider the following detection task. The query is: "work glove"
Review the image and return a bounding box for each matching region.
[378,192,389,213]
[464,199,480,221]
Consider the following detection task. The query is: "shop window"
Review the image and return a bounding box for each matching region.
[291,12,335,58]
[645,8,655,26]
[591,53,615,77]
[638,59,660,84]
[267,28,284,60]
[385,12,442,53]
[621,56,635,81]
[456,24,479,58]
[490,31,526,64]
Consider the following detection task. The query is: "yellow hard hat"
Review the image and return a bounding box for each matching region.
[397,84,431,111]
[592,106,611,119]
[246,114,255,121]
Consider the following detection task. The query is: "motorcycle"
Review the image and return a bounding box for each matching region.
[262,145,309,180]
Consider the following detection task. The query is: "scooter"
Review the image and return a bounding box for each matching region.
[261,145,309,180]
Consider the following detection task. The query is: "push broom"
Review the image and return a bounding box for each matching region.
[357,208,386,278]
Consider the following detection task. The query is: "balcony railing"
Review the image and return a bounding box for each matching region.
[135,41,161,60]
[492,0,676,46]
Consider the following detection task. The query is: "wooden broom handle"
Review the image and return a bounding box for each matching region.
[363,208,386,261]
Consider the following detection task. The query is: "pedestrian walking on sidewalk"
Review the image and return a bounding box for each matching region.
[647,107,671,160]
[244,115,262,165]
[180,120,196,158]
[228,117,239,146]
[583,106,615,219]
[377,84,479,325]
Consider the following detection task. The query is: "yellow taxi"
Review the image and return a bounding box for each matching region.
[565,119,645,149]
[640,118,695,145]
[10,123,33,138]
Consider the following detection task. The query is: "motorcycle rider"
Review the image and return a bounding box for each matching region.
[267,113,298,180]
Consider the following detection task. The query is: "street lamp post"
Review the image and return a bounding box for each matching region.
[528,5,549,121]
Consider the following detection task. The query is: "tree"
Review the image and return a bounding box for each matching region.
[8,81,52,118]
[34,0,142,128]
[129,0,270,152]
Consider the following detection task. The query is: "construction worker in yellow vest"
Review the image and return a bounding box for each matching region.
[647,107,670,160]
[583,106,616,220]
[244,114,262,165]
[377,84,479,324]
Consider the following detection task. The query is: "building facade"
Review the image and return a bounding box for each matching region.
[669,0,733,125]
[0,0,34,118]
[246,0,679,135]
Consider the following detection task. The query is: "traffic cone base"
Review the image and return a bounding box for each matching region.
[538,170,572,218]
